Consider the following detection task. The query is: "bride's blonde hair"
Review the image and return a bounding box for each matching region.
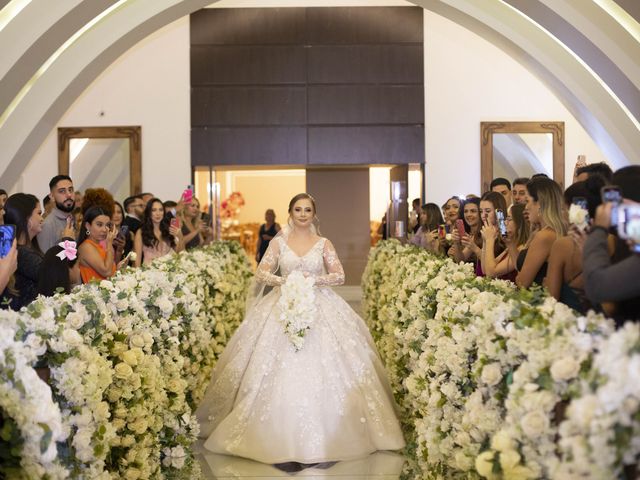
[287,193,320,234]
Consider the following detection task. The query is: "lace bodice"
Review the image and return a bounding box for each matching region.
[255,236,345,287]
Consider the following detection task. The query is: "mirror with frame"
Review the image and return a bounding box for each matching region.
[58,126,142,197]
[481,122,564,193]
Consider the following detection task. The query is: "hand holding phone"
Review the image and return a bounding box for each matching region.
[181,186,193,204]
[170,217,181,230]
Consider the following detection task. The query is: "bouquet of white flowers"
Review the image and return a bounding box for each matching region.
[277,271,317,351]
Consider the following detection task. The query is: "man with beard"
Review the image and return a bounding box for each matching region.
[38,175,76,252]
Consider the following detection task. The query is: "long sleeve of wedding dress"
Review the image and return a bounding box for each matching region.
[314,239,345,286]
[254,240,284,286]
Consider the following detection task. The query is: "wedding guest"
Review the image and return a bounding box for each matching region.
[575,162,613,183]
[181,197,209,250]
[39,175,76,252]
[516,178,567,288]
[409,198,421,234]
[442,196,462,230]
[1,193,68,309]
[583,166,640,324]
[81,187,114,216]
[111,201,128,258]
[42,194,54,219]
[140,192,154,206]
[475,191,508,277]
[0,189,7,209]
[133,198,183,267]
[256,209,281,262]
[77,206,117,283]
[409,203,445,254]
[545,178,603,313]
[74,190,84,210]
[37,239,81,296]
[482,203,529,281]
[163,200,178,215]
[450,198,481,263]
[512,177,529,205]
[123,195,144,233]
[490,177,512,207]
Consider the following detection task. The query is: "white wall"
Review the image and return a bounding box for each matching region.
[424,10,608,205]
[17,3,611,208]
[18,17,191,202]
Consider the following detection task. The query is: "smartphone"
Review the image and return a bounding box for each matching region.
[181,186,193,204]
[616,204,640,253]
[118,225,129,239]
[601,185,622,204]
[170,217,181,229]
[455,219,466,238]
[437,224,446,240]
[496,210,507,237]
[0,225,15,258]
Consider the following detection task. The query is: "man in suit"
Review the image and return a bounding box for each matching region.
[123,195,144,233]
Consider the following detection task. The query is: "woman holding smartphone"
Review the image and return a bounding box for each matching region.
[481,203,529,281]
[476,191,508,277]
[449,197,481,264]
[134,198,183,267]
[409,203,445,254]
[77,206,118,283]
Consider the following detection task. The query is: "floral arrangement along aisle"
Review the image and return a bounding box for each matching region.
[362,240,640,480]
[0,242,251,480]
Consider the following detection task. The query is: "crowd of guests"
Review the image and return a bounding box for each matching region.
[408,162,640,325]
[0,175,212,311]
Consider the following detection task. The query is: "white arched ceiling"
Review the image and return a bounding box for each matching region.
[0,0,638,189]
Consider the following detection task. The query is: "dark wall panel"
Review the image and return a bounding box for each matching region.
[191,127,307,166]
[192,87,307,126]
[306,7,423,44]
[191,46,306,85]
[308,85,424,124]
[191,7,424,167]
[307,45,423,84]
[308,126,424,164]
[191,8,306,45]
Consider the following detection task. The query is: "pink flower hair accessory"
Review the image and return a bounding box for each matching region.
[56,240,77,261]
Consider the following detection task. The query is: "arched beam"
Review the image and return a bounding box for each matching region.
[0,0,638,189]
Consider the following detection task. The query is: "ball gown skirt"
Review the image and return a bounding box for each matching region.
[196,237,405,464]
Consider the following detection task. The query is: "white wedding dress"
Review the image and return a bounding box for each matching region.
[196,235,405,464]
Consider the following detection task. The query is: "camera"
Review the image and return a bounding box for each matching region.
[612,204,640,253]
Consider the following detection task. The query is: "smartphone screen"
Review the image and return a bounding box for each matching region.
[496,210,507,236]
[437,224,446,240]
[601,186,622,204]
[0,225,16,258]
[118,225,129,239]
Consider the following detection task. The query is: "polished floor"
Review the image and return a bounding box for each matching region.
[194,286,406,479]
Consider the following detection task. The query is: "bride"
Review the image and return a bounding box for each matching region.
[196,193,405,466]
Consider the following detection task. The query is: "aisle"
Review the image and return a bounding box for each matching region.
[194,286,406,479]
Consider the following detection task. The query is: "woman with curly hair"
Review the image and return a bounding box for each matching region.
[133,198,183,267]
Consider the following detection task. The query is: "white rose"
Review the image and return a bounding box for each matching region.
[114,362,133,379]
[499,449,521,471]
[121,350,138,367]
[94,402,111,422]
[24,334,47,356]
[520,410,549,439]
[475,451,496,478]
[550,356,581,381]
[481,363,503,387]
[491,430,515,452]
[568,203,588,227]
[66,311,86,329]
[129,334,146,348]
[62,328,83,347]
[124,467,141,480]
